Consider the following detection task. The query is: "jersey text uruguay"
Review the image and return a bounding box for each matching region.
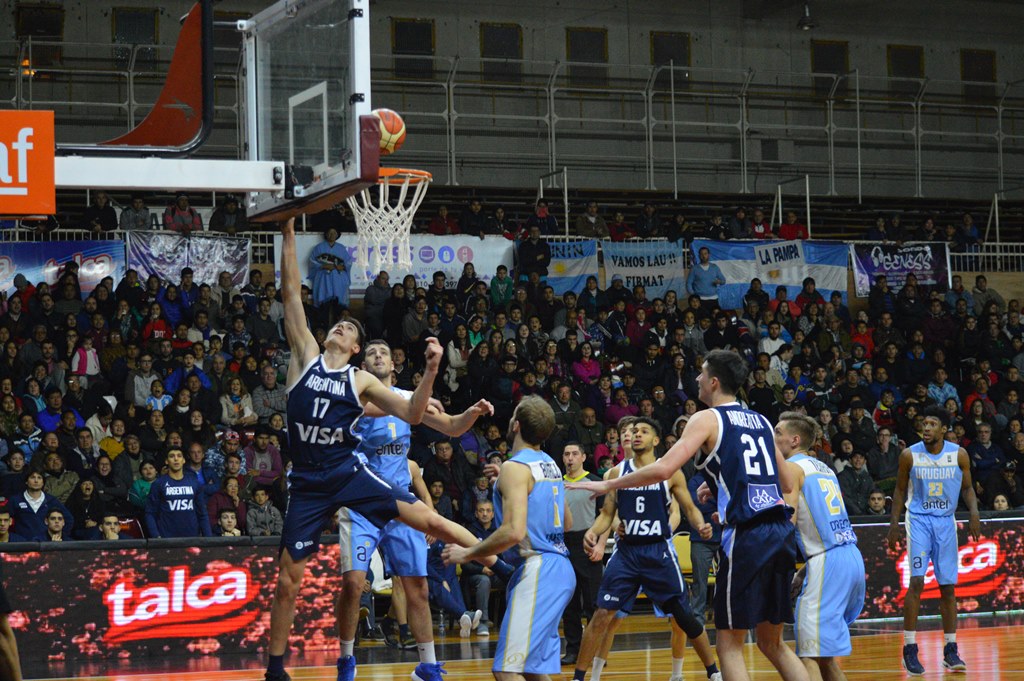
[616,458,672,543]
[906,440,962,516]
[286,357,364,470]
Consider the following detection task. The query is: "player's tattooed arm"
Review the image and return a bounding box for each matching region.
[887,448,914,550]
[958,447,982,541]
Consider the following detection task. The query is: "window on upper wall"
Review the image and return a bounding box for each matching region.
[651,31,690,85]
[566,27,608,87]
[961,48,997,101]
[112,8,158,70]
[810,40,849,97]
[16,2,65,68]
[887,44,924,95]
[480,23,522,83]
[392,18,435,79]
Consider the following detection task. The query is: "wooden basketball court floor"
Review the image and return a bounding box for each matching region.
[25,614,1024,681]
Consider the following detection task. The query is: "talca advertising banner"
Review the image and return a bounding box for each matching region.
[0,240,126,294]
[850,242,950,297]
[274,234,515,297]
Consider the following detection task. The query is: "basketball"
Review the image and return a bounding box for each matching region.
[373,108,406,155]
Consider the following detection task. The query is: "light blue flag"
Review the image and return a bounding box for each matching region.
[547,240,599,295]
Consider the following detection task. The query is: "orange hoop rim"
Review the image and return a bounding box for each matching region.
[377,167,432,185]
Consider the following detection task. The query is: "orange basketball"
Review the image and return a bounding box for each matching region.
[372,108,406,155]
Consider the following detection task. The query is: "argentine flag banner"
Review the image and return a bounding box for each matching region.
[691,238,848,310]
[547,239,600,295]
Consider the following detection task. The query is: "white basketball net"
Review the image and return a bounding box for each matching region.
[346,168,431,273]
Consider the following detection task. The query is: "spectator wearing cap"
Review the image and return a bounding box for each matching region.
[605,274,632,308]
[242,427,284,490]
[983,461,1024,509]
[686,246,725,313]
[209,195,248,236]
[120,195,153,231]
[205,430,246,480]
[11,470,74,541]
[163,192,203,234]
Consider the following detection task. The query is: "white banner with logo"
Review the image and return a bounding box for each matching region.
[273,234,515,297]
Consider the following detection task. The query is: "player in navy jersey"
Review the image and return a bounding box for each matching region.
[571,417,721,681]
[569,350,806,681]
[336,340,495,681]
[443,396,575,681]
[887,405,980,676]
[776,412,865,681]
[267,219,491,681]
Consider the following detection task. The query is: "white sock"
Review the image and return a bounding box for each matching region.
[944,633,956,645]
[592,656,607,681]
[904,631,916,646]
[418,641,437,664]
[672,656,684,677]
[339,638,355,658]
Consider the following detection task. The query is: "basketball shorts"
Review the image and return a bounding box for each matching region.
[794,544,866,658]
[715,514,797,630]
[281,459,416,561]
[494,553,575,675]
[906,511,959,585]
[600,540,689,615]
[337,508,428,577]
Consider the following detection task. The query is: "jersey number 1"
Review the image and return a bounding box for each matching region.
[740,434,776,477]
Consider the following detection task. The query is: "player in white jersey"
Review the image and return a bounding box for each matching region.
[775,412,865,681]
[887,405,980,676]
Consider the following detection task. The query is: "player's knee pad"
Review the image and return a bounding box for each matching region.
[667,599,704,639]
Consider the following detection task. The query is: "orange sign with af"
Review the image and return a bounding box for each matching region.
[0,110,55,215]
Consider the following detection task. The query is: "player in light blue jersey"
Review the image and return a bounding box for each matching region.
[887,405,981,676]
[776,412,865,681]
[444,396,576,681]
[335,340,494,681]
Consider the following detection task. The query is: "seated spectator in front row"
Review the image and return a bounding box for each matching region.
[0,508,26,543]
[866,489,888,516]
[99,513,129,541]
[246,486,283,537]
[11,471,74,541]
[217,508,243,537]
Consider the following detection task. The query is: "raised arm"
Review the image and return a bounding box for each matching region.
[569,410,715,497]
[887,448,914,550]
[958,447,982,541]
[422,399,495,437]
[356,338,442,425]
[281,218,319,387]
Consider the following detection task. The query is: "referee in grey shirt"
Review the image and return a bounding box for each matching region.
[560,442,606,666]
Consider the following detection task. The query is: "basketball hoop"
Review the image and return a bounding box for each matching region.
[346,167,432,273]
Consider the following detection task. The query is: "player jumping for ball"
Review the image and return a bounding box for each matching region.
[887,405,981,676]
[265,218,490,681]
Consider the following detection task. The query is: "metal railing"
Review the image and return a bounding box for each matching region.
[3,40,1024,199]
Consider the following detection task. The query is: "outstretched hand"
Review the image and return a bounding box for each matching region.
[424,337,443,372]
[470,399,495,417]
[565,479,610,500]
[282,217,295,236]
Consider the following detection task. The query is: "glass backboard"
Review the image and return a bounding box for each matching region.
[241,0,377,222]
